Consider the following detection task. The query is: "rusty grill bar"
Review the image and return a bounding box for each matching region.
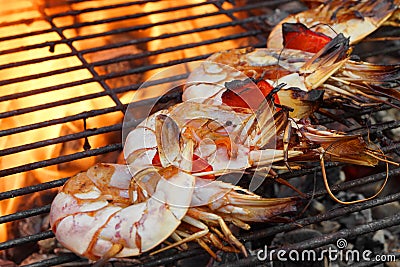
[0,0,399,266]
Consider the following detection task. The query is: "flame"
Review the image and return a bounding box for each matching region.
[137,0,250,99]
[0,0,248,243]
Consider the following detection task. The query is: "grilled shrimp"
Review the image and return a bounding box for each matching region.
[183,35,400,118]
[50,160,297,261]
[184,44,342,119]
[124,100,303,180]
[267,0,400,48]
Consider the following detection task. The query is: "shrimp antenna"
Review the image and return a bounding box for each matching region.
[309,22,338,36]
[364,116,399,166]
[275,38,288,85]
[320,153,389,205]
[319,138,390,205]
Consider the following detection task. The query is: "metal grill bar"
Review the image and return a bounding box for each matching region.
[0,30,262,88]
[221,214,400,267]
[1,158,399,250]
[3,169,400,239]
[5,184,399,266]
[22,195,398,267]
[0,231,54,251]
[42,8,126,112]
[0,107,120,137]
[212,1,267,44]
[0,102,397,201]
[0,123,121,157]
[49,0,162,19]
[0,38,262,119]
[243,167,400,240]
[0,91,116,119]
[0,1,207,44]
[0,205,51,225]
[0,74,184,138]
[136,248,207,267]
[50,2,212,31]
[282,212,400,251]
[317,105,392,125]
[0,17,43,28]
[21,254,81,267]
[348,120,400,135]
[0,178,67,201]
[1,35,263,119]
[0,143,122,177]
[361,46,400,58]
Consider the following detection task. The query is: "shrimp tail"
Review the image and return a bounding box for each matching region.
[221,192,298,222]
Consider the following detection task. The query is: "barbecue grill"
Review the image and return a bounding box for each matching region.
[1,0,399,266]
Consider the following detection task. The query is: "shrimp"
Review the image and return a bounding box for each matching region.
[50,153,298,261]
[267,0,400,48]
[50,130,200,261]
[183,35,400,119]
[50,109,300,261]
[123,100,303,182]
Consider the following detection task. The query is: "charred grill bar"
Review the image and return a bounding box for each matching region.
[0,0,399,266]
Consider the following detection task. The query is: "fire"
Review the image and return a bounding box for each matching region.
[138,0,250,99]
[0,0,249,243]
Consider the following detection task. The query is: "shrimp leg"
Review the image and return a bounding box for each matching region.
[150,216,210,256]
[186,208,248,256]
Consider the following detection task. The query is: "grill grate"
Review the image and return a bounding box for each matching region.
[0,0,399,266]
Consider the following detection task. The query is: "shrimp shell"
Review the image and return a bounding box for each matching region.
[268,0,400,48]
[184,35,400,115]
[182,37,350,118]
